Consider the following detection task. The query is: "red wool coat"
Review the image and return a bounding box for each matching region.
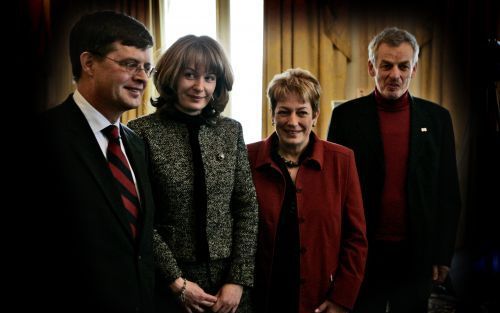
[247,133,368,312]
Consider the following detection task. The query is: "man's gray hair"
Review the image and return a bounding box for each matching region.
[368,27,420,65]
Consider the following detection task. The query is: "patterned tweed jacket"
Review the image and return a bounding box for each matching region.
[128,113,258,287]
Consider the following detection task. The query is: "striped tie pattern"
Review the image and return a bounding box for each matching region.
[102,125,139,238]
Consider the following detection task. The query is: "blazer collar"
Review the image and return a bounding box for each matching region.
[120,126,149,217]
[408,96,432,173]
[254,132,323,171]
[63,98,140,242]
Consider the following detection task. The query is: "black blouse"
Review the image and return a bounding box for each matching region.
[267,135,314,313]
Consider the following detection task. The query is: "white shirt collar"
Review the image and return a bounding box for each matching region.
[73,89,120,133]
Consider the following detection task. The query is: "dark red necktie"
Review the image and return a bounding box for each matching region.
[102,125,139,238]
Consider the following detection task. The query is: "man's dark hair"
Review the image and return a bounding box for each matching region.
[69,10,153,81]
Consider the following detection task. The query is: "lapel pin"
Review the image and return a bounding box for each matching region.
[218,153,225,160]
[421,127,427,132]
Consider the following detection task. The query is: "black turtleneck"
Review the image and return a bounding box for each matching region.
[267,134,315,313]
[165,107,210,262]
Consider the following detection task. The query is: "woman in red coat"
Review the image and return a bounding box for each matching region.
[247,68,368,313]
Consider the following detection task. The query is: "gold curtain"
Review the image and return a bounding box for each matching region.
[262,0,468,147]
[263,0,350,139]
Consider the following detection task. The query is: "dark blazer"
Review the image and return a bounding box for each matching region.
[327,92,461,271]
[36,95,155,313]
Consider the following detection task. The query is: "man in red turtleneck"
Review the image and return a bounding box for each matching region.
[327,27,461,313]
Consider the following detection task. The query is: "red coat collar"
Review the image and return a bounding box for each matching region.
[253,132,323,171]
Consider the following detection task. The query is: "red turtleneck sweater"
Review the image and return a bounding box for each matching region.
[374,89,410,242]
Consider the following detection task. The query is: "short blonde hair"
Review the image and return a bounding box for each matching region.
[267,68,321,115]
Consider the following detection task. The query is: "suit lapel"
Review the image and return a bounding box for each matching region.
[357,96,385,172]
[408,97,430,176]
[64,101,136,241]
[121,127,150,216]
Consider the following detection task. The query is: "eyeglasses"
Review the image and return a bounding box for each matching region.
[102,55,156,78]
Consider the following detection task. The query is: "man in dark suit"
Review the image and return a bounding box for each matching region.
[36,11,156,313]
[327,27,461,313]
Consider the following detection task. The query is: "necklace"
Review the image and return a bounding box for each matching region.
[278,154,300,168]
